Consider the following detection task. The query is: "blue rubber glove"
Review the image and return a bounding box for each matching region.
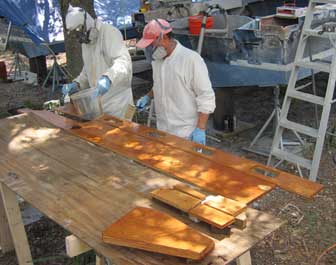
[62,82,78,96]
[191,127,206,145]
[136,95,150,110]
[95,76,111,97]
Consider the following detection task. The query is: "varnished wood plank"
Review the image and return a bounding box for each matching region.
[53,105,323,198]
[0,113,284,265]
[0,183,33,265]
[174,184,246,217]
[202,196,247,217]
[174,184,207,200]
[97,114,324,199]
[70,121,274,204]
[151,188,200,212]
[151,188,235,229]
[102,207,215,260]
[189,204,235,229]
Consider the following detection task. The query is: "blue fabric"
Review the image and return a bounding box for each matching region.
[94,0,140,28]
[0,0,63,44]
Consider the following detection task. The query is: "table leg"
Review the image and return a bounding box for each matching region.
[236,250,252,265]
[0,183,33,265]
[0,190,14,253]
[96,254,105,265]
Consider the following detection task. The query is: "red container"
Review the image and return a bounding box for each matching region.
[188,15,214,35]
[0,61,7,81]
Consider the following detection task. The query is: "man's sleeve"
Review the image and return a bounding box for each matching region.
[102,26,132,92]
[191,55,216,114]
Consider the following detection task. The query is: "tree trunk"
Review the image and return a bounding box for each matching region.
[58,0,96,79]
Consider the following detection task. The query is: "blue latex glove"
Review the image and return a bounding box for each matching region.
[136,95,150,110]
[191,127,206,145]
[95,76,111,96]
[62,82,78,96]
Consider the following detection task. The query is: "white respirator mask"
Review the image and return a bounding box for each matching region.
[152,46,167,60]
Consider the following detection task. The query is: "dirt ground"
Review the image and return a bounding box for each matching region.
[0,56,335,264]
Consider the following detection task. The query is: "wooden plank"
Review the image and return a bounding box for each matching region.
[0,113,284,265]
[69,121,275,204]
[151,188,200,212]
[0,192,14,253]
[174,184,207,200]
[102,207,215,260]
[0,183,33,265]
[174,184,246,217]
[52,106,323,198]
[97,114,324,199]
[189,204,235,229]
[65,235,92,257]
[151,188,235,229]
[202,196,247,217]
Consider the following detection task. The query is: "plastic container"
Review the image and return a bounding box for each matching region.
[70,87,103,120]
[188,15,214,35]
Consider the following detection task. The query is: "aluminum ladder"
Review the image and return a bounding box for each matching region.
[268,0,336,181]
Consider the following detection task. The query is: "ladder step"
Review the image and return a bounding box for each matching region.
[288,90,325,105]
[279,119,319,138]
[272,148,312,170]
[311,0,336,4]
[295,60,330,72]
[303,29,336,39]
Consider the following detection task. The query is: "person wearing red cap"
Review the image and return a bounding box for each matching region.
[136,19,215,145]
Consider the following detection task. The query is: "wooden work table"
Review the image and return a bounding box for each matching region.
[0,112,284,265]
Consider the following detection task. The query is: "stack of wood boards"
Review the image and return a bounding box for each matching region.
[151,184,247,229]
[102,207,215,260]
[23,108,323,205]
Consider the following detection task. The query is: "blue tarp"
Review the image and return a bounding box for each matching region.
[0,0,139,45]
[0,0,63,44]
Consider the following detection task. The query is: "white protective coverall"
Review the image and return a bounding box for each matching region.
[66,8,133,119]
[152,42,216,138]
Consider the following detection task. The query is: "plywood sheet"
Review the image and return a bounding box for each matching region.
[102,207,214,260]
[0,113,285,265]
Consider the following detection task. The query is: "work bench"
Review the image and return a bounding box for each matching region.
[0,111,285,265]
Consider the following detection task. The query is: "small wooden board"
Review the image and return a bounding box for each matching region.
[102,207,214,260]
[174,184,247,217]
[173,184,207,200]
[189,204,235,229]
[151,188,236,229]
[151,188,200,212]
